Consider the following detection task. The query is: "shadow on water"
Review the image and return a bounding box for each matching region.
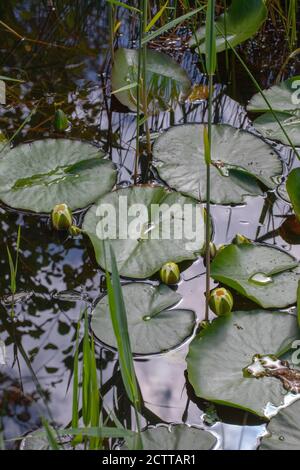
[0,0,300,450]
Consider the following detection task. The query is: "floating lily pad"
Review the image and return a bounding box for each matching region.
[190,0,267,52]
[186,310,300,417]
[0,139,117,213]
[152,124,282,204]
[123,424,216,450]
[286,168,300,221]
[111,48,191,112]
[210,244,299,309]
[248,76,300,113]
[254,112,300,146]
[83,186,205,278]
[91,283,195,355]
[260,399,300,450]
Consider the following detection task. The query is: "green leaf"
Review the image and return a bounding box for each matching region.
[83,186,205,279]
[146,1,168,32]
[248,76,300,113]
[92,283,195,355]
[210,244,300,309]
[254,111,300,146]
[186,310,300,417]
[190,0,267,52]
[106,0,141,13]
[0,139,116,213]
[106,247,142,431]
[286,168,300,221]
[260,399,300,450]
[111,48,191,112]
[152,124,283,204]
[122,424,216,450]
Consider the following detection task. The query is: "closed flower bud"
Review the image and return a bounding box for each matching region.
[233,233,251,245]
[209,287,233,316]
[160,262,180,285]
[201,241,217,260]
[54,109,69,132]
[51,203,73,231]
[69,225,81,236]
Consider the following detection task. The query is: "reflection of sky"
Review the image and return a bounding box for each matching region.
[1,0,300,451]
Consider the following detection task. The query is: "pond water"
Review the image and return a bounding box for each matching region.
[1,1,300,450]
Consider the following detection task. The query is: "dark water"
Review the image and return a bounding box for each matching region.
[0,1,300,450]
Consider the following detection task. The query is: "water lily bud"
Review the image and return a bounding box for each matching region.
[51,203,73,231]
[209,287,233,316]
[233,233,251,245]
[54,109,69,132]
[160,262,180,285]
[69,225,81,236]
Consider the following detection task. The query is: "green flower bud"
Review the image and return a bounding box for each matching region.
[209,287,233,316]
[233,233,251,245]
[51,203,73,231]
[69,225,81,236]
[201,241,217,260]
[160,262,180,285]
[54,109,69,132]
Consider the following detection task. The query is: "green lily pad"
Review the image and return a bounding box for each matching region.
[248,76,300,113]
[83,186,205,278]
[210,244,300,309]
[91,283,195,355]
[254,112,300,146]
[152,124,283,204]
[286,168,300,221]
[123,424,216,450]
[186,310,300,417]
[111,48,191,112]
[190,0,267,52]
[260,399,300,450]
[0,139,117,213]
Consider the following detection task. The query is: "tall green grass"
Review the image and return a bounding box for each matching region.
[204,0,216,321]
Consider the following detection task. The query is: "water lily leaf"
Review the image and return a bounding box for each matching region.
[111,48,191,112]
[254,112,300,146]
[190,0,267,52]
[210,244,300,309]
[83,186,205,278]
[248,76,300,113]
[0,340,6,365]
[186,310,300,417]
[152,124,282,204]
[0,139,117,213]
[123,424,216,450]
[286,168,300,221]
[260,399,300,450]
[92,283,195,355]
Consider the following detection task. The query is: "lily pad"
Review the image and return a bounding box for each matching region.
[254,112,300,146]
[286,168,300,221]
[152,124,283,204]
[91,283,195,355]
[210,244,300,309]
[111,48,191,112]
[248,76,300,113]
[189,0,267,52]
[83,186,205,278]
[260,399,300,450]
[0,139,116,213]
[186,310,300,417]
[123,424,216,450]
